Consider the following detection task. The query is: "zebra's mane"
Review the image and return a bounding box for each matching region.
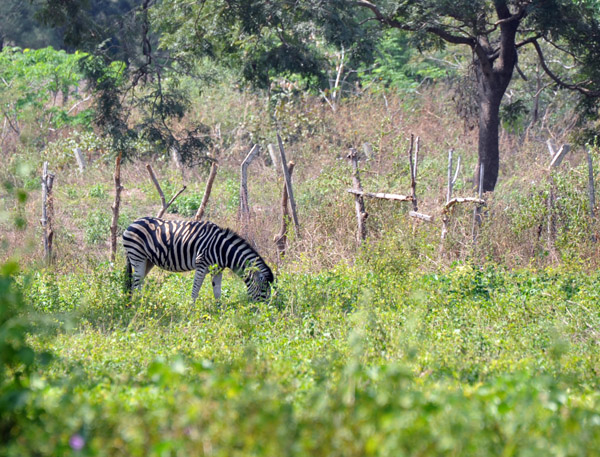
[219,226,274,282]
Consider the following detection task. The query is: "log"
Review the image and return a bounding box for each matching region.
[409,211,432,222]
[110,152,123,263]
[274,161,295,258]
[194,160,218,221]
[444,197,486,212]
[347,188,413,202]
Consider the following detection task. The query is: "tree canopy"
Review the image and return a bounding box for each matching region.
[32,0,600,189]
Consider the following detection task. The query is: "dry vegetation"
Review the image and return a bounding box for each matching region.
[2,84,599,274]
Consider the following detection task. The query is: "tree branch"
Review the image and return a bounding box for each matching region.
[355,0,475,46]
[530,39,600,97]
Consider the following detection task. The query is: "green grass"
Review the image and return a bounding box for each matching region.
[3,258,599,456]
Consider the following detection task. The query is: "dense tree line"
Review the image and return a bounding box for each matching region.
[3,1,600,191]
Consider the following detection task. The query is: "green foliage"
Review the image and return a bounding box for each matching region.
[153,0,378,91]
[368,29,451,91]
[83,209,131,245]
[8,259,600,455]
[0,261,51,446]
[0,46,92,146]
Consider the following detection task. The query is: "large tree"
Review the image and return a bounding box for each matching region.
[352,0,600,191]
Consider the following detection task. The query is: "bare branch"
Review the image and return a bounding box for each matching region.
[347,188,413,202]
[530,39,600,97]
[355,0,475,46]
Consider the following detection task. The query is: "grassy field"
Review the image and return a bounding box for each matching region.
[2,260,600,456]
[2,86,600,455]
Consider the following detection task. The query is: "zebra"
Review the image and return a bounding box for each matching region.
[122,217,274,302]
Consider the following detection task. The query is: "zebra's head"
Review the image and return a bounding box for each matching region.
[243,262,274,302]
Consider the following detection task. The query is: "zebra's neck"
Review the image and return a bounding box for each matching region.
[215,229,264,274]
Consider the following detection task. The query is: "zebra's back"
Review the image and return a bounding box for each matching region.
[123,217,210,272]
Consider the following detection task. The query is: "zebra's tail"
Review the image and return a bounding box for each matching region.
[124,256,133,295]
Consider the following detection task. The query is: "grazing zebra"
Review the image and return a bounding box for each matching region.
[122,217,274,302]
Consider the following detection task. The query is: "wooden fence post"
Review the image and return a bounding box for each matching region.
[266,144,281,169]
[73,147,86,173]
[408,134,419,212]
[546,142,570,244]
[441,149,461,240]
[110,152,123,263]
[348,148,367,243]
[146,164,187,218]
[240,144,260,229]
[275,161,295,259]
[472,162,485,241]
[40,162,55,264]
[276,132,301,238]
[194,159,219,221]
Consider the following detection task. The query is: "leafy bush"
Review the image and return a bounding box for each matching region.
[0,261,51,446]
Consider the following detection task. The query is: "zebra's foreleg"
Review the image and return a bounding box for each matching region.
[211,268,223,300]
[191,265,208,303]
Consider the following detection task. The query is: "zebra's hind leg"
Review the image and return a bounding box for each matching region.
[129,258,153,292]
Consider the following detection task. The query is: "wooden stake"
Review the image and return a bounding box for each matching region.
[146,164,186,218]
[442,149,461,240]
[40,162,55,264]
[408,134,418,211]
[587,148,596,221]
[110,152,123,263]
[266,144,281,169]
[73,147,86,173]
[274,161,295,258]
[240,144,260,227]
[472,163,485,241]
[348,148,368,243]
[276,132,301,238]
[194,160,218,221]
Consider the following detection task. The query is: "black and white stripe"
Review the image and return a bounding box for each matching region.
[123,217,274,302]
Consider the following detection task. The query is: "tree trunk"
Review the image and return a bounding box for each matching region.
[477,92,502,192]
[475,50,515,192]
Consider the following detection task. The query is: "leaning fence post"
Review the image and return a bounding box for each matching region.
[195,159,219,222]
[41,161,55,264]
[276,132,301,238]
[546,142,570,244]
